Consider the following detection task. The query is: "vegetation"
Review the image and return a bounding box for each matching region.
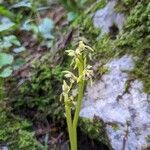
[0,68,42,149]
[79,117,109,146]
[9,56,65,121]
[116,0,150,93]
[0,0,149,149]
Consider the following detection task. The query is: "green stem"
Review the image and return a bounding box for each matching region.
[72,57,85,150]
[72,79,84,150]
[64,95,75,150]
[73,80,84,126]
[64,54,86,150]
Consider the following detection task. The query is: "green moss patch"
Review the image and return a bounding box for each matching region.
[0,101,42,150]
[78,117,109,146]
[8,52,66,122]
[116,0,150,93]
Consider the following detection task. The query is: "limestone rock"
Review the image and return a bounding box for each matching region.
[93,0,125,37]
[80,55,150,150]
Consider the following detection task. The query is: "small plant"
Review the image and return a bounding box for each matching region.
[61,41,93,150]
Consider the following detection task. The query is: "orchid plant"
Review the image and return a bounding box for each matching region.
[61,41,93,150]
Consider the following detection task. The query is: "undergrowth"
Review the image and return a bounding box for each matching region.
[9,53,65,122]
[0,109,42,149]
[0,79,42,149]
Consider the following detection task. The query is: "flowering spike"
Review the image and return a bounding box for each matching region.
[60,41,94,150]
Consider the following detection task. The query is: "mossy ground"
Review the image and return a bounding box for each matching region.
[0,97,43,149]
[8,52,66,122]
[1,0,149,149]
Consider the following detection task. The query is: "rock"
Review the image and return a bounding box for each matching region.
[93,0,125,37]
[1,146,8,150]
[80,55,150,150]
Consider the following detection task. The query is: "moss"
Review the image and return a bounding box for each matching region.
[92,0,150,95]
[72,14,100,42]
[71,7,116,66]
[89,0,107,13]
[145,135,150,143]
[121,0,133,5]
[8,52,66,122]
[111,123,120,131]
[71,0,108,43]
[92,35,116,61]
[98,66,109,76]
[115,0,150,93]
[0,76,42,149]
[0,101,43,150]
[88,0,150,93]
[71,0,150,93]
[71,0,117,78]
[3,0,149,148]
[115,0,137,12]
[78,117,109,146]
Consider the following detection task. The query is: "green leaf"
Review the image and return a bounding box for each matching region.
[4,35,20,46]
[10,0,32,9]
[21,19,33,31]
[0,18,15,32]
[0,67,13,78]
[0,35,21,49]
[67,12,78,22]
[21,20,39,37]
[0,40,12,49]
[38,18,54,40]
[0,53,14,68]
[0,22,15,32]
[0,6,13,18]
[13,46,26,53]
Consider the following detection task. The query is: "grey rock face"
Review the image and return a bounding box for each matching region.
[80,55,150,150]
[1,146,8,150]
[93,0,125,37]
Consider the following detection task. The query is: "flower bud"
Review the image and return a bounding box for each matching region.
[78,41,85,50]
[62,80,69,93]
